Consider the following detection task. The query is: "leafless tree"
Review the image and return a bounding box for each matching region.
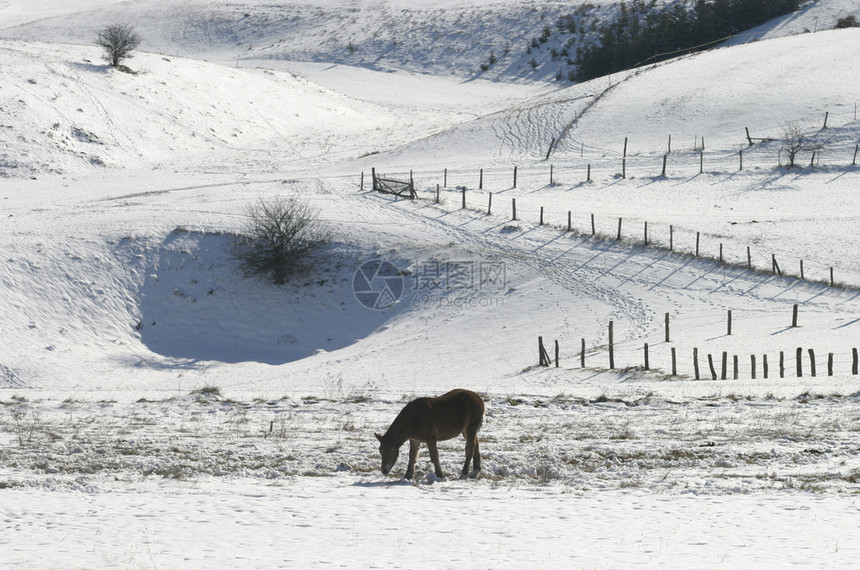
[96,24,142,68]
[781,122,810,168]
[232,196,330,285]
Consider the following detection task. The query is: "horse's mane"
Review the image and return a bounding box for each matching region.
[383,398,426,443]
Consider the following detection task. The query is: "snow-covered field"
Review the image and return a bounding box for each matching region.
[2,1,860,567]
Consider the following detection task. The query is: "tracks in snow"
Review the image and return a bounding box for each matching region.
[359,187,860,356]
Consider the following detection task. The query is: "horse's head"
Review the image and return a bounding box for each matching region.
[375,432,399,475]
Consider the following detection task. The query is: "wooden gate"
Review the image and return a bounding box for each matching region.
[372,168,416,199]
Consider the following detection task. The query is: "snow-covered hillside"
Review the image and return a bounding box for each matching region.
[2,1,860,568]
[3,0,858,81]
[0,39,483,177]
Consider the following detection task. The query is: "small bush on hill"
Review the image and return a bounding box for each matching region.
[835,15,859,28]
[232,196,330,285]
[95,24,142,68]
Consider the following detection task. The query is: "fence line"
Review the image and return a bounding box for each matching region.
[537,306,860,380]
[408,180,848,289]
[539,338,860,381]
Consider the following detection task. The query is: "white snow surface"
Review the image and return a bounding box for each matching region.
[2,0,860,568]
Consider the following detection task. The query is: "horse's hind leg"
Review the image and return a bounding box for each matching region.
[460,428,481,479]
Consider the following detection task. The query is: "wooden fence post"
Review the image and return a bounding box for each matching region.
[479,169,483,190]
[623,136,628,157]
[360,171,364,190]
[796,347,803,377]
[772,254,781,275]
[699,150,704,174]
[622,158,626,179]
[739,149,743,171]
[568,211,572,232]
[587,164,591,182]
[644,221,648,245]
[800,260,805,280]
[792,304,798,328]
[488,192,492,215]
[540,206,544,226]
[763,354,769,379]
[462,187,466,209]
[809,348,816,377]
[436,184,440,204]
[665,313,670,343]
[853,144,859,166]
[721,351,728,380]
[751,355,757,380]
[538,336,548,366]
[733,355,739,380]
[644,343,650,370]
[444,168,447,188]
[555,340,560,368]
[827,352,833,376]
[512,198,517,221]
[823,111,829,129]
[693,348,700,380]
[617,218,623,240]
[591,214,596,236]
[550,164,554,185]
[671,347,677,376]
[581,338,586,368]
[830,267,835,286]
[696,232,700,256]
[780,351,785,378]
[708,354,717,380]
[608,321,615,370]
[661,154,667,177]
[727,310,732,336]
[719,243,723,264]
[854,348,858,375]
[513,166,518,188]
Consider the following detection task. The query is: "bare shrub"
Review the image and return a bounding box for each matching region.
[232,196,329,285]
[835,15,859,28]
[780,122,821,168]
[95,24,142,68]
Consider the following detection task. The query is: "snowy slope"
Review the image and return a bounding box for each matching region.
[3,0,856,82]
[0,39,480,177]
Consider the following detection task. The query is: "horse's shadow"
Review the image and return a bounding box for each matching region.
[353,478,415,488]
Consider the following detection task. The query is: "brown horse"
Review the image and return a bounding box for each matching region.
[375,389,484,480]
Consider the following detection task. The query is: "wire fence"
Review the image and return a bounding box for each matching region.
[539,308,860,381]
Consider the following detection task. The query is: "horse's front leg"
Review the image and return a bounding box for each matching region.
[427,439,444,478]
[404,439,420,480]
